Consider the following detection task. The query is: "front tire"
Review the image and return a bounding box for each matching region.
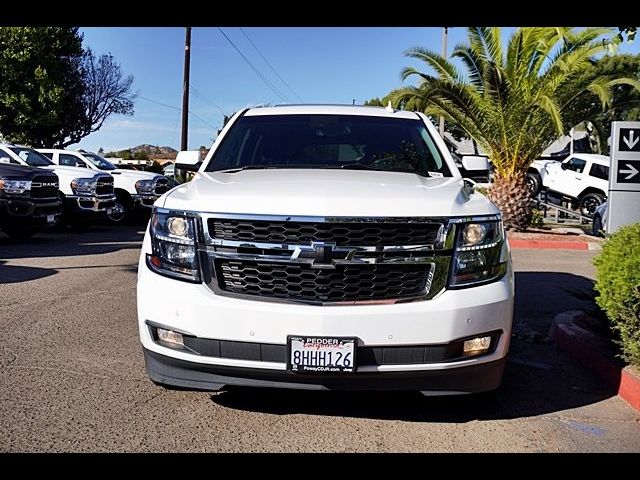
[525,172,541,197]
[579,193,605,218]
[108,192,131,224]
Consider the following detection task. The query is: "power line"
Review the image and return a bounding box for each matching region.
[238,27,303,103]
[190,85,227,116]
[217,27,290,104]
[138,95,217,130]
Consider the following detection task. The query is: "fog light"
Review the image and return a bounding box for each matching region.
[463,336,491,356]
[157,328,184,347]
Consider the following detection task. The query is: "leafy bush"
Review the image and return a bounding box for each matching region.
[593,222,640,366]
[529,208,545,228]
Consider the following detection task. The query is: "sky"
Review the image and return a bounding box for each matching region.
[75,27,640,153]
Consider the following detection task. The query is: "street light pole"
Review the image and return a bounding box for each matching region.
[439,26,448,138]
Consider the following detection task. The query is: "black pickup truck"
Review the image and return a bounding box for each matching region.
[0,163,62,239]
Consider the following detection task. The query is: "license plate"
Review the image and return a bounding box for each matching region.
[288,336,356,373]
[46,214,55,223]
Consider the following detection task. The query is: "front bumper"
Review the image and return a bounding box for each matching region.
[0,197,62,226]
[132,194,160,209]
[138,231,515,392]
[65,194,116,217]
[144,347,506,393]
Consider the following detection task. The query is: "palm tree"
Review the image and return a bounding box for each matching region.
[387,27,640,230]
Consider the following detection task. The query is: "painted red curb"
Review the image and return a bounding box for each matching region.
[620,368,640,411]
[508,239,589,250]
[551,322,640,412]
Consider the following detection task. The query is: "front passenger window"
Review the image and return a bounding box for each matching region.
[564,157,587,174]
[59,154,86,167]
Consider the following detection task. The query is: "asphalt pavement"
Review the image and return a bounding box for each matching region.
[1,225,639,452]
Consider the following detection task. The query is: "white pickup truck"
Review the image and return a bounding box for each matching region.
[38,149,171,223]
[526,153,610,217]
[137,105,514,396]
[0,144,115,224]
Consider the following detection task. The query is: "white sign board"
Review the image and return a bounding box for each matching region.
[608,121,640,233]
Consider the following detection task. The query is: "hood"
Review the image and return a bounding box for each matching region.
[43,164,107,178]
[0,163,52,179]
[110,169,162,180]
[531,159,560,170]
[161,169,499,218]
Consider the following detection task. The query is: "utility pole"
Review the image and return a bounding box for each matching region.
[181,27,192,152]
[439,26,448,138]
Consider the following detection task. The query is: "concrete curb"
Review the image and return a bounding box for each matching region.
[548,310,640,412]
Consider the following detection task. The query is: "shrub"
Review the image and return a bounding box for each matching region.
[593,222,640,366]
[529,208,545,229]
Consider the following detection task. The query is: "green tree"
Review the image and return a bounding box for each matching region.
[133,150,149,161]
[364,97,384,106]
[0,27,134,148]
[567,54,640,153]
[387,27,640,230]
[0,27,85,147]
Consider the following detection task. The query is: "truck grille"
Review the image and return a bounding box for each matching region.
[208,218,442,246]
[30,175,59,199]
[214,260,433,303]
[95,176,114,196]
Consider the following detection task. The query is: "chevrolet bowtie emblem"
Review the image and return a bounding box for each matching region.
[291,242,355,269]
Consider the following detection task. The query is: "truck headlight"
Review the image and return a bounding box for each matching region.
[0,179,31,194]
[71,177,96,194]
[135,179,156,194]
[146,209,200,282]
[449,219,507,287]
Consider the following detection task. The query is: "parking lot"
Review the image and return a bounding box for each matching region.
[1,224,639,452]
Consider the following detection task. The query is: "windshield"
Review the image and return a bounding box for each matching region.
[206,114,451,177]
[9,147,53,167]
[81,153,118,170]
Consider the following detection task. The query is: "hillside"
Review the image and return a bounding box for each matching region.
[129,144,177,155]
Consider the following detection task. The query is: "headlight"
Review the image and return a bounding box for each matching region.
[449,219,507,287]
[0,179,31,194]
[71,177,96,194]
[135,179,156,193]
[146,209,200,282]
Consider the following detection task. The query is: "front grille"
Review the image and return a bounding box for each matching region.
[154,178,170,195]
[215,260,433,303]
[208,218,441,246]
[30,175,59,199]
[95,176,114,196]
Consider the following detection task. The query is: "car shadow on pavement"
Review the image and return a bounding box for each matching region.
[0,223,145,283]
[210,341,614,422]
[211,271,613,422]
[0,224,145,260]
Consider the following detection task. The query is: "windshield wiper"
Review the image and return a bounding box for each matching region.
[215,165,278,174]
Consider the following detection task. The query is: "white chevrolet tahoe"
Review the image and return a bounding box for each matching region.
[0,144,115,224]
[137,105,514,395]
[527,153,610,217]
[38,149,171,223]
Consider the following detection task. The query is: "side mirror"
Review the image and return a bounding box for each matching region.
[461,155,490,171]
[175,150,201,172]
[561,162,568,170]
[76,161,87,168]
[0,157,11,164]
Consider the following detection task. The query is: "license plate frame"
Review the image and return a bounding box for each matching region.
[287,335,356,373]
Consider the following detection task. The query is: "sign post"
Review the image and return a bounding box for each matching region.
[607,121,640,233]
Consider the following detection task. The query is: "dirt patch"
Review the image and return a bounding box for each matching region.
[508,228,602,243]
